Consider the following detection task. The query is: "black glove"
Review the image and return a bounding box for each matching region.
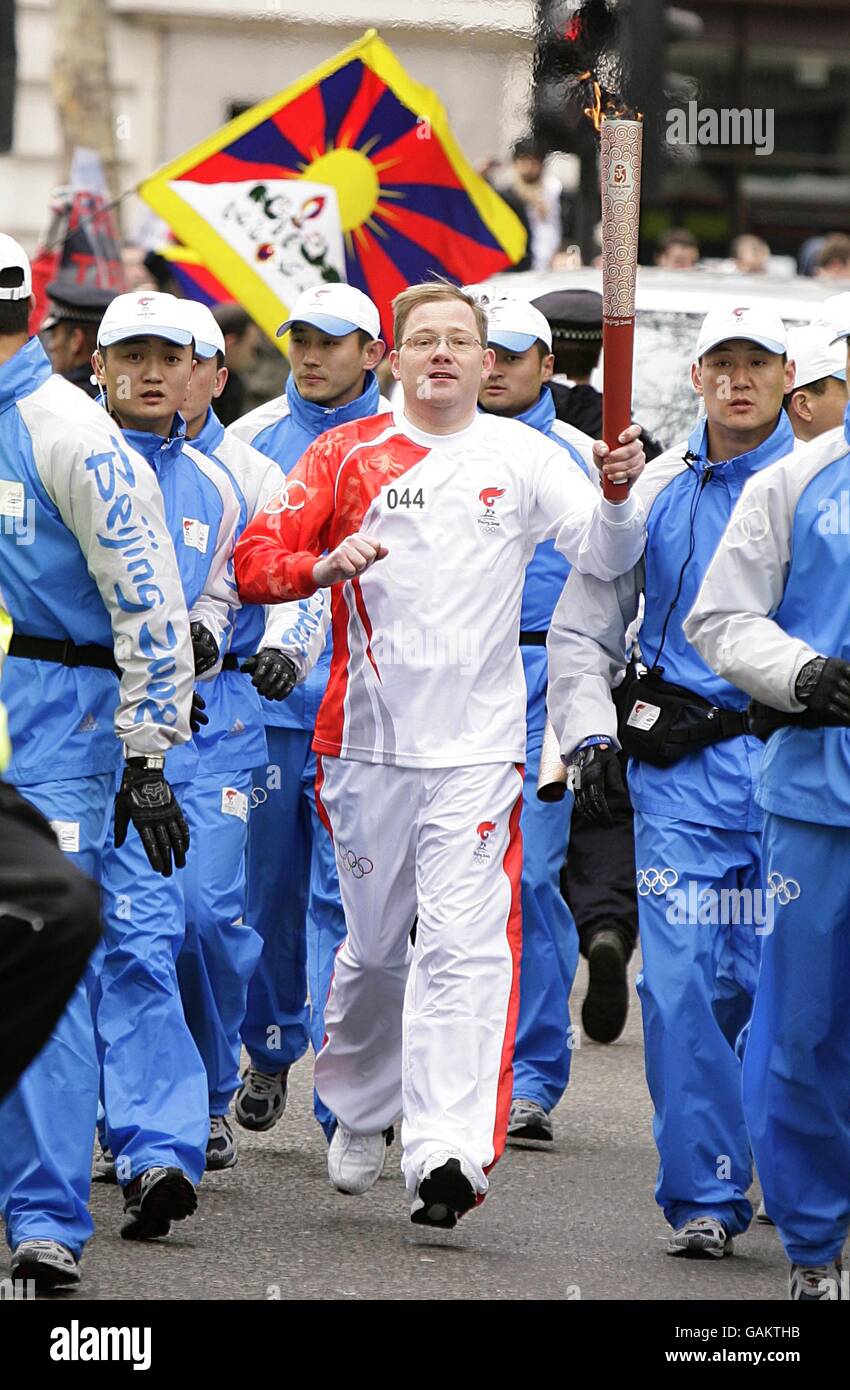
[794,656,850,724]
[190,691,208,733]
[190,621,219,677]
[114,758,190,877]
[568,743,625,828]
[240,649,298,701]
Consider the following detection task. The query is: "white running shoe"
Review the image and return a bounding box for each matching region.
[789,1260,846,1301]
[667,1217,733,1259]
[327,1123,391,1194]
[11,1238,80,1290]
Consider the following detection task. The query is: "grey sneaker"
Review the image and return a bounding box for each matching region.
[789,1260,846,1301]
[234,1066,288,1132]
[507,1098,553,1142]
[11,1238,80,1290]
[93,1142,117,1184]
[667,1217,733,1259]
[206,1115,238,1171]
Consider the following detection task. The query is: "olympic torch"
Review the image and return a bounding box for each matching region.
[595,95,644,500]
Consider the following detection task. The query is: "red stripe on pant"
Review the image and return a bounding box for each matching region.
[483,764,525,1185]
[313,752,339,1051]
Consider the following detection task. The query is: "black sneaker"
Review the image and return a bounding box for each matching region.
[410,1154,477,1230]
[234,1066,288,1132]
[582,930,629,1043]
[120,1166,197,1242]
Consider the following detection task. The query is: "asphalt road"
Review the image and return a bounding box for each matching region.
[9,957,829,1303]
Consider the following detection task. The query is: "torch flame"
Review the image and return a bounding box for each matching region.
[578,70,642,129]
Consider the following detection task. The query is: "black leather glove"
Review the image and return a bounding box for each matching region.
[794,656,850,724]
[190,621,219,677]
[568,743,625,828]
[240,649,298,701]
[190,691,208,733]
[114,758,190,877]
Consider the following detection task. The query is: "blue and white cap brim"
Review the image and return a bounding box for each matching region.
[829,327,850,345]
[193,340,220,360]
[276,312,360,339]
[99,324,193,348]
[700,333,786,356]
[487,330,539,352]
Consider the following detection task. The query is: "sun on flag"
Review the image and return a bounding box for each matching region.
[138,29,526,346]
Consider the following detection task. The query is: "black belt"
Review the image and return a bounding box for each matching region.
[519,630,548,647]
[9,633,120,675]
[221,653,240,671]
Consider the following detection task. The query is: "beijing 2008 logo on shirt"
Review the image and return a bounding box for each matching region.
[477,486,506,535]
[473,820,497,864]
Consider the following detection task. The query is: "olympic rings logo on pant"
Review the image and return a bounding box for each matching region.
[765,871,801,905]
[636,867,679,896]
[250,787,268,809]
[336,844,374,879]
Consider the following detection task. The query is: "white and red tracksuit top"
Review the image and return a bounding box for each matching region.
[234,407,645,769]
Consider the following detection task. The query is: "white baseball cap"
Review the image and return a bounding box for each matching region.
[820,292,850,345]
[277,283,381,340]
[0,233,32,301]
[787,325,847,391]
[97,291,194,348]
[178,299,226,360]
[696,305,787,359]
[486,297,553,353]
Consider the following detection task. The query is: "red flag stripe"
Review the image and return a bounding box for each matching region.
[272,84,326,161]
[337,67,390,152]
[376,202,512,282]
[184,151,302,184]
[371,126,464,189]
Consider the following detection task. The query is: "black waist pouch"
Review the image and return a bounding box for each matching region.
[616,666,750,767]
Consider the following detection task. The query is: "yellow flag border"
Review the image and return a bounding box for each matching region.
[138,29,526,348]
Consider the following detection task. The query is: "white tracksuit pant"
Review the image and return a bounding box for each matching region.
[314,755,524,1196]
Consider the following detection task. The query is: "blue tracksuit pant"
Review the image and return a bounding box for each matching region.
[743,811,850,1266]
[634,811,762,1236]
[0,774,111,1258]
[511,653,578,1113]
[97,778,208,1187]
[244,726,346,1133]
[177,771,263,1116]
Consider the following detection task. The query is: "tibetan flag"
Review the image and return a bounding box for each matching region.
[138,29,526,345]
[156,243,234,306]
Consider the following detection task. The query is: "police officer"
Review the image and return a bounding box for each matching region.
[40,279,114,398]
[0,236,194,1291]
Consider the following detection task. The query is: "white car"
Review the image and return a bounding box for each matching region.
[484,266,843,449]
